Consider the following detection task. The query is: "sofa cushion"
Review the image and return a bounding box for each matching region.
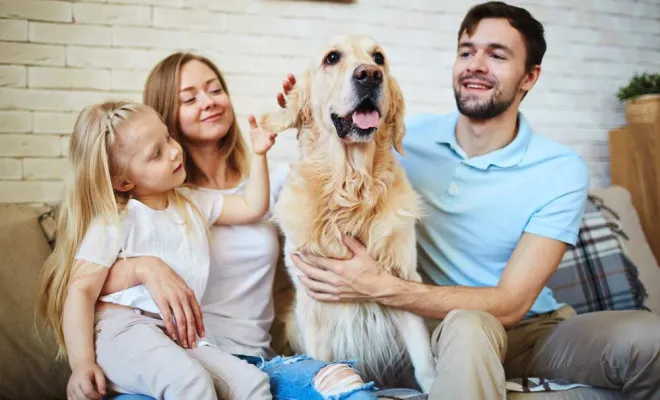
[547,194,648,314]
[589,186,660,314]
[0,204,69,400]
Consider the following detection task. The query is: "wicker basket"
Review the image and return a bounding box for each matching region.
[624,94,660,125]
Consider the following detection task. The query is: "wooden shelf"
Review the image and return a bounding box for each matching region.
[609,122,660,263]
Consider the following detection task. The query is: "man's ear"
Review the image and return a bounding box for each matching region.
[521,65,541,93]
[112,177,134,193]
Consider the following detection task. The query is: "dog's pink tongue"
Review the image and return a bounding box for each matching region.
[352,111,379,129]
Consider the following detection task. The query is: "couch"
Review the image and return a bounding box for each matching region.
[1,185,659,400]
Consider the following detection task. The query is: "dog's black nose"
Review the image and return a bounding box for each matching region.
[353,64,382,87]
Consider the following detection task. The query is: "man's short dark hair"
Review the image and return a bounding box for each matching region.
[458,1,547,72]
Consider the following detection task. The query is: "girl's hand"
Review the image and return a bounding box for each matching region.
[248,115,276,155]
[67,361,106,400]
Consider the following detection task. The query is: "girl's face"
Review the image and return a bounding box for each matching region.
[113,110,186,199]
[177,60,234,145]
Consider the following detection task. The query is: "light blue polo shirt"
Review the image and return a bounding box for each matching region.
[397,111,589,316]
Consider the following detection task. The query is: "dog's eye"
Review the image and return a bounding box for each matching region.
[373,52,385,66]
[324,51,341,65]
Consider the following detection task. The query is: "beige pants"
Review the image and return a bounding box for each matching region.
[428,306,660,400]
[94,308,272,400]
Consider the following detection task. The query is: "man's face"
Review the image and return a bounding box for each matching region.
[452,18,536,120]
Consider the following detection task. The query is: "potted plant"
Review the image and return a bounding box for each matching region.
[617,72,660,125]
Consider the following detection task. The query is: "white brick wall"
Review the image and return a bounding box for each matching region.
[1,0,659,203]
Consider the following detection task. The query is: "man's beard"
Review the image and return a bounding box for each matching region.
[453,75,521,120]
[454,86,516,120]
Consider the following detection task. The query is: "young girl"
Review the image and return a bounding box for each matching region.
[38,101,276,400]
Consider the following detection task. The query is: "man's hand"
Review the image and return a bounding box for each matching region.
[291,235,398,302]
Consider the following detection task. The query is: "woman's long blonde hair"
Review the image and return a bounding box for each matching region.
[37,101,149,357]
[144,52,249,184]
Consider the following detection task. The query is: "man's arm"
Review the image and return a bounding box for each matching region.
[377,233,566,327]
[293,233,566,328]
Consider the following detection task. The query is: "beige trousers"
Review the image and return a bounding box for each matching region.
[94,308,272,400]
[428,306,660,400]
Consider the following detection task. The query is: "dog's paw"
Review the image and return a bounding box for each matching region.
[259,112,284,134]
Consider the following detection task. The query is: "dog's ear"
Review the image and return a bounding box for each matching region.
[260,70,311,135]
[385,75,405,155]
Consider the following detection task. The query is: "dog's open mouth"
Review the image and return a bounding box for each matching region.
[331,98,381,139]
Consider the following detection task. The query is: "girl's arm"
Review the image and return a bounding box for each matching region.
[63,261,108,399]
[215,153,270,225]
[101,256,204,348]
[214,115,275,226]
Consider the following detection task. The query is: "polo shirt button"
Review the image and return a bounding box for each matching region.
[450,183,459,195]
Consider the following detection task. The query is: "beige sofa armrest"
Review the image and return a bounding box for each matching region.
[590,186,660,314]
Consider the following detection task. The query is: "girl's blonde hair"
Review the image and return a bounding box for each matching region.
[37,101,200,357]
[37,101,142,356]
[144,52,249,184]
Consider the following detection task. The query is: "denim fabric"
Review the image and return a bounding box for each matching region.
[108,354,378,400]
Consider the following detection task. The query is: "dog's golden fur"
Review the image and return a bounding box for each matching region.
[261,35,435,390]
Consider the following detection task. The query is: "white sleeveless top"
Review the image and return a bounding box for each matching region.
[199,164,289,358]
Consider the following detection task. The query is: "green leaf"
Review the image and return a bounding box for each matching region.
[617,72,660,101]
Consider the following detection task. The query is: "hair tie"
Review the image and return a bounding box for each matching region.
[105,112,116,136]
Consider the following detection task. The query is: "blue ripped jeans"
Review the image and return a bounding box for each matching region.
[109,354,378,400]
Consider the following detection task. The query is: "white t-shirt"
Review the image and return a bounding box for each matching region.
[75,187,224,314]
[200,164,289,358]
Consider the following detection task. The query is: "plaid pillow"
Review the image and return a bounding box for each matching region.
[38,205,58,249]
[547,196,648,314]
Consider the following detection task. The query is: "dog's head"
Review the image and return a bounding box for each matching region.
[293,35,405,154]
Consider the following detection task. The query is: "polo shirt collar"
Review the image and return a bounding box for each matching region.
[434,111,532,170]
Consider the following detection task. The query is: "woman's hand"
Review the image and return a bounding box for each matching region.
[67,360,106,400]
[133,257,205,348]
[277,74,297,108]
[248,115,277,155]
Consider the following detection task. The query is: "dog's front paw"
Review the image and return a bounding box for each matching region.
[260,112,289,134]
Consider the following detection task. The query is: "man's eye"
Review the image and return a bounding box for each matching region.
[491,54,505,60]
[459,52,471,58]
[154,149,161,159]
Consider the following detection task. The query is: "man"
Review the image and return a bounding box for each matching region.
[283,2,660,399]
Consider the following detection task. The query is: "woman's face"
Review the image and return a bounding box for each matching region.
[177,59,234,145]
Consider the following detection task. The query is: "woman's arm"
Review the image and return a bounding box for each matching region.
[63,261,108,399]
[100,256,141,294]
[102,256,204,348]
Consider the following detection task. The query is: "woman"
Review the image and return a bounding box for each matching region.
[101,52,377,400]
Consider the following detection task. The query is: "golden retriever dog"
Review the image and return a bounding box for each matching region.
[261,35,435,391]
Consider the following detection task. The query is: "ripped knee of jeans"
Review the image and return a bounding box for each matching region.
[313,363,372,398]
